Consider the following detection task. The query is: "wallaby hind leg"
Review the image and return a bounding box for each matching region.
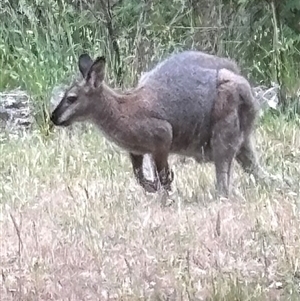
[130,153,160,192]
[212,73,244,197]
[212,129,241,198]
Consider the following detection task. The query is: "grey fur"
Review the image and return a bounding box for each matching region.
[51,50,268,198]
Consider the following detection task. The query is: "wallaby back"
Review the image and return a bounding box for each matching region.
[140,50,240,85]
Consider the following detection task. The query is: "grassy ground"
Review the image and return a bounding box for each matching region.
[1,115,300,301]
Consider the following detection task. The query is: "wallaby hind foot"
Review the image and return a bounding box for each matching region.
[236,137,292,187]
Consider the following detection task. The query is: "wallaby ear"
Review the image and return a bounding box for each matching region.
[86,56,106,88]
[78,53,93,78]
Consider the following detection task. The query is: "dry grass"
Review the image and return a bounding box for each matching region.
[1,116,300,301]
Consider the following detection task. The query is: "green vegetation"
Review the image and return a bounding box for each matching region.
[0,0,299,114]
[1,0,300,300]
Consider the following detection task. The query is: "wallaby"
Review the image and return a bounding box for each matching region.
[50,50,267,197]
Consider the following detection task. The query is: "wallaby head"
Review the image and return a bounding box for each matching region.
[51,54,107,126]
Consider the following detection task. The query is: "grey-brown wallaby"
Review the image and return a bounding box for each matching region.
[51,50,268,197]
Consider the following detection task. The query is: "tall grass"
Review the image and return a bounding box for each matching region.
[1,1,300,299]
[0,0,299,126]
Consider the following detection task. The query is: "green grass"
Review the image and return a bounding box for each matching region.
[1,116,300,300]
[1,1,300,299]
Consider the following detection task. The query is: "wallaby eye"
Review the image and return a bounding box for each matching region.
[67,96,77,104]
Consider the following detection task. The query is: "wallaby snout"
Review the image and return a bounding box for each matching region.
[50,99,74,127]
[51,50,265,198]
[50,104,65,126]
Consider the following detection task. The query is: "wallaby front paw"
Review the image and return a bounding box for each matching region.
[159,168,174,191]
[140,178,161,193]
